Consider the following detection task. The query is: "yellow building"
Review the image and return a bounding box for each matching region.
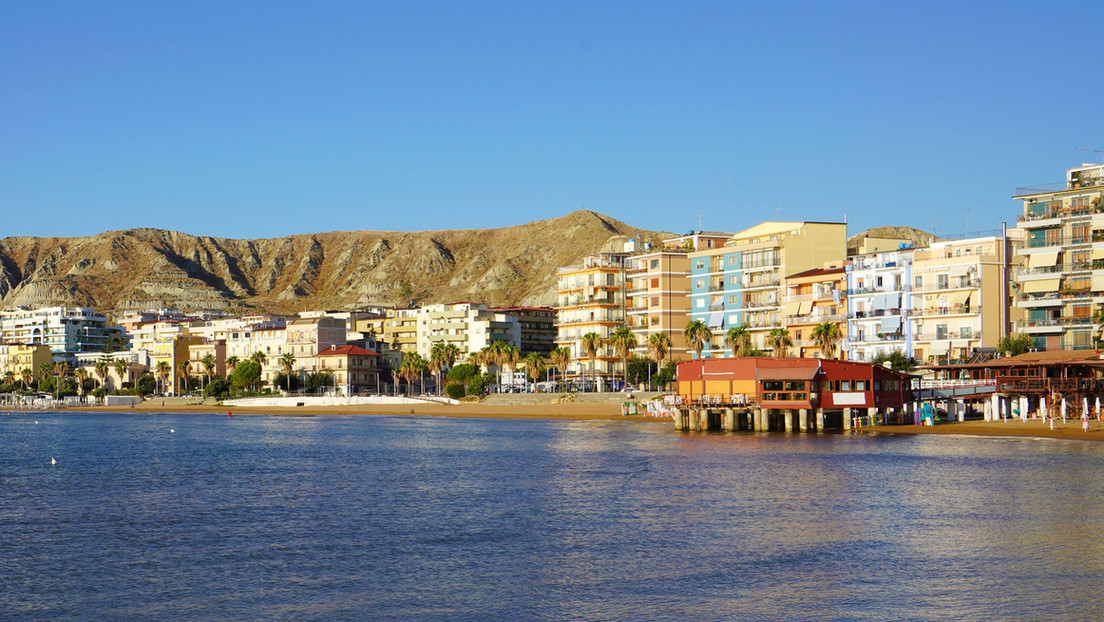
[554,252,627,388]
[0,343,53,386]
[782,265,848,359]
[689,222,848,356]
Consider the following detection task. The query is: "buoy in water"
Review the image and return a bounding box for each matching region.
[170,429,175,433]
[50,457,56,465]
[227,411,232,417]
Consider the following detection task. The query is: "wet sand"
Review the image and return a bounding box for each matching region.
[872,418,1104,442]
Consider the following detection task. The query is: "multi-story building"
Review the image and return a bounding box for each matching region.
[316,345,381,396]
[782,265,848,358]
[908,232,1014,364]
[0,306,123,354]
[688,222,848,356]
[554,252,627,386]
[1013,162,1104,350]
[414,302,521,359]
[490,306,557,355]
[846,246,915,363]
[0,343,53,382]
[625,233,732,361]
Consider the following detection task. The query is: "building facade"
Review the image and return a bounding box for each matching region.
[554,252,627,386]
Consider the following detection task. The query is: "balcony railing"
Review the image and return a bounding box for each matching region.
[909,304,976,317]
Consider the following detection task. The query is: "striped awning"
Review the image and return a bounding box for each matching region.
[947,290,971,306]
[1029,252,1060,268]
[1022,278,1060,294]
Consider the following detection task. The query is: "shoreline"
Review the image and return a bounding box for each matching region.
[9,401,1104,441]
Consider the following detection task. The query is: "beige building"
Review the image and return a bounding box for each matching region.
[689,222,848,356]
[316,345,382,396]
[415,302,520,359]
[1013,162,1104,350]
[625,233,732,361]
[0,343,54,385]
[782,265,848,359]
[554,252,627,387]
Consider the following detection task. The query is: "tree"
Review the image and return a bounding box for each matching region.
[429,343,449,395]
[648,332,671,369]
[810,321,842,359]
[38,362,52,386]
[74,367,88,398]
[280,352,296,393]
[525,352,545,387]
[3,369,15,388]
[399,352,427,395]
[724,324,752,357]
[500,344,520,388]
[53,361,70,400]
[95,358,110,390]
[610,326,638,389]
[231,360,262,393]
[113,359,129,390]
[998,333,1035,357]
[20,367,33,391]
[548,347,571,391]
[155,361,171,395]
[684,320,712,359]
[226,356,241,376]
[251,351,268,367]
[581,332,602,391]
[178,360,192,395]
[872,349,918,373]
[136,373,157,395]
[202,353,217,384]
[767,328,793,357]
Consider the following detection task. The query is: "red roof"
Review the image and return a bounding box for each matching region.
[317,345,380,357]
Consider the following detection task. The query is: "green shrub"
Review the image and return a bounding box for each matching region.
[444,383,466,400]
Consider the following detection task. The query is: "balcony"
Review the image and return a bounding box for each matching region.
[909,304,977,317]
[914,331,979,341]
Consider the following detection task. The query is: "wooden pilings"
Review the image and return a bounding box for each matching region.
[677,405,866,433]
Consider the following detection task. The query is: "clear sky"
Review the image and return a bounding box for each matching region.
[3,1,1102,240]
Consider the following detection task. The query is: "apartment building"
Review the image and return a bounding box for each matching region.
[908,233,1014,364]
[554,252,627,386]
[688,222,848,356]
[415,302,521,359]
[1012,162,1104,350]
[0,306,124,354]
[316,345,381,396]
[625,233,731,361]
[490,306,557,355]
[846,246,915,363]
[0,343,53,381]
[782,265,848,359]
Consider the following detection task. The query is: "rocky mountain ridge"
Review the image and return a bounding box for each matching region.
[0,211,668,317]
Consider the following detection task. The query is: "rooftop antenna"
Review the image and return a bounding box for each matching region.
[965,207,973,235]
[1077,147,1104,163]
[695,211,704,232]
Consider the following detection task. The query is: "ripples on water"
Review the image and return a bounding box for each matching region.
[2,413,1103,621]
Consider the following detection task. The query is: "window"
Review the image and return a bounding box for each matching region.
[650,296,659,307]
[855,380,866,391]
[915,275,923,289]
[695,260,705,270]
[695,298,705,309]
[651,278,659,288]
[650,259,659,269]
[840,381,851,391]
[937,275,949,289]
[695,279,705,289]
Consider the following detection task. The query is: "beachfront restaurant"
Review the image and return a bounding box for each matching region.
[675,357,913,432]
[921,350,1104,421]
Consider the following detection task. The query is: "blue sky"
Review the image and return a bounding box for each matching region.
[2,1,1102,240]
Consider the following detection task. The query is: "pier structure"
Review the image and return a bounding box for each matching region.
[673,357,914,433]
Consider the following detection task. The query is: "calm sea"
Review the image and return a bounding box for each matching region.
[2,412,1103,621]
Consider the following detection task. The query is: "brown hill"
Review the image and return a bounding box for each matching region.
[847,226,937,253]
[0,211,669,317]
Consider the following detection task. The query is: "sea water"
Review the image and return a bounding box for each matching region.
[2,412,1103,621]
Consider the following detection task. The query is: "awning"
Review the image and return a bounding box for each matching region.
[880,316,902,333]
[1029,252,1060,268]
[1022,278,1060,294]
[798,301,813,315]
[756,365,820,381]
[882,292,900,309]
[1093,273,1104,292]
[1093,247,1104,260]
[782,302,801,317]
[707,311,724,328]
[948,265,971,277]
[870,293,887,310]
[947,290,971,306]
[710,295,724,310]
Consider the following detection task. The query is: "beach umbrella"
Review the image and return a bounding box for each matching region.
[1040,396,1046,419]
[1061,397,1067,423]
[1097,396,1101,418]
[1084,397,1089,419]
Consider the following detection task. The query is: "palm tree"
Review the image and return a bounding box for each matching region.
[53,361,70,400]
[647,332,672,391]
[178,360,192,395]
[581,332,602,392]
[767,328,794,358]
[20,367,33,391]
[724,324,752,357]
[155,360,171,395]
[501,344,521,389]
[525,352,545,388]
[113,359,129,390]
[684,320,712,359]
[95,359,110,390]
[202,353,217,384]
[610,326,638,389]
[399,352,426,396]
[429,342,449,395]
[251,351,268,367]
[3,369,16,388]
[549,347,570,391]
[226,355,241,376]
[810,321,842,359]
[74,367,88,398]
[38,362,53,387]
[485,341,507,389]
[280,352,296,393]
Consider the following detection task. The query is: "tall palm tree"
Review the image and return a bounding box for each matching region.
[3,369,15,389]
[226,355,241,376]
[251,351,268,367]
[810,321,842,359]
[95,359,110,390]
[38,362,53,387]
[113,359,129,390]
[525,352,545,388]
[429,342,449,395]
[501,344,520,389]
[648,332,671,368]
[74,367,88,398]
[280,352,296,393]
[155,360,171,395]
[486,341,508,389]
[53,361,70,400]
[549,347,571,391]
[610,326,638,389]
[684,320,712,359]
[202,353,217,384]
[767,328,794,358]
[581,332,602,392]
[725,324,752,357]
[20,367,33,391]
[399,352,427,396]
[178,360,192,395]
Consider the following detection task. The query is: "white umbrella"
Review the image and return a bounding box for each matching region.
[1084,397,1089,420]
[1061,397,1067,423]
[1040,397,1047,420]
[1097,396,1101,419]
